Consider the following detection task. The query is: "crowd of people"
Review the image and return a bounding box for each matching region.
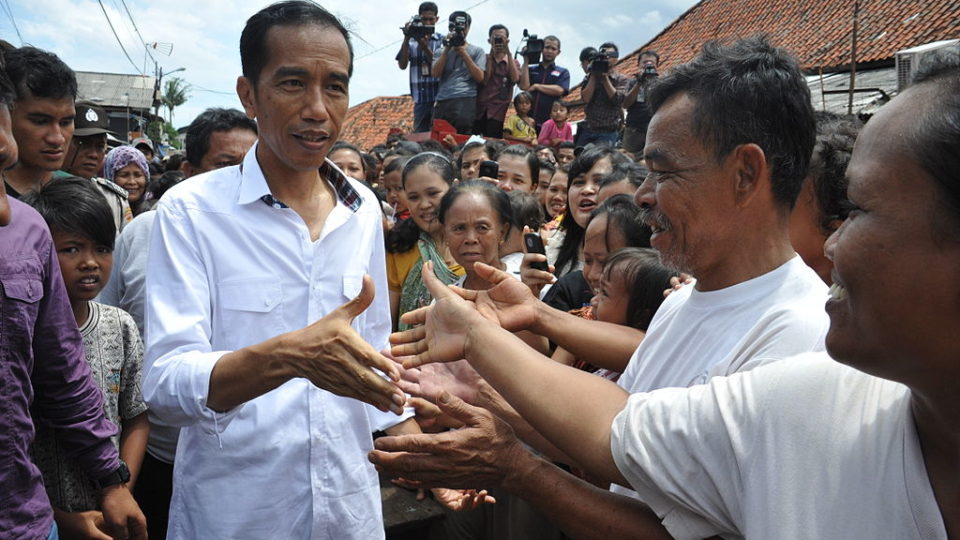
[2,1,959,540]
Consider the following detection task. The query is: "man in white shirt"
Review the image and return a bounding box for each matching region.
[372,36,830,537]
[143,3,411,538]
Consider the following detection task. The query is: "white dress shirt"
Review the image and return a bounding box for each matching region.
[144,143,397,540]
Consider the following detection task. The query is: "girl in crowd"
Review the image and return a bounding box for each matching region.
[381,155,411,222]
[328,141,367,181]
[386,152,463,330]
[547,144,631,279]
[105,145,150,217]
[437,180,513,290]
[503,91,538,145]
[456,140,493,181]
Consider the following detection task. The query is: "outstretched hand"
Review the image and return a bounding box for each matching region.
[369,391,533,489]
[389,261,492,369]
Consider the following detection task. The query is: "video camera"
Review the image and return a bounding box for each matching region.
[403,14,435,39]
[589,48,619,73]
[443,15,468,47]
[640,63,659,79]
[519,29,544,64]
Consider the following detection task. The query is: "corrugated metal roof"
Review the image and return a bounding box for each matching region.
[76,71,156,109]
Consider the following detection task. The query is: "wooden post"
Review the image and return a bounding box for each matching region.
[848,0,860,115]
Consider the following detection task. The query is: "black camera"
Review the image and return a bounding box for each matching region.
[404,15,435,39]
[520,29,544,64]
[493,36,504,45]
[641,64,659,78]
[444,16,467,47]
[589,48,618,73]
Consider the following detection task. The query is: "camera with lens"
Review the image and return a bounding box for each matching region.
[588,51,612,73]
[640,63,659,79]
[520,29,544,64]
[404,14,435,39]
[444,16,468,47]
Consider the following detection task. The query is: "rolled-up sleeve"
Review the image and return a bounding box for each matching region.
[143,200,240,432]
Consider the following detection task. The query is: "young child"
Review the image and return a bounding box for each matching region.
[538,100,574,147]
[22,177,149,538]
[503,91,538,145]
[593,247,678,332]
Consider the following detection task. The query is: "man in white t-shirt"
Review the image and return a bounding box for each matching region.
[371,50,960,536]
[374,36,832,536]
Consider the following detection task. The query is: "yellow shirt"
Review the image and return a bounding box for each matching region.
[504,115,537,141]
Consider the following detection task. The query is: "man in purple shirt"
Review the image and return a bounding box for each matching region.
[0,55,146,540]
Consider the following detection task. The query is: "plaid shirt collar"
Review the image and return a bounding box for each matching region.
[237,142,363,212]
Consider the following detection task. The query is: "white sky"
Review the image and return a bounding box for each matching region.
[2,0,698,129]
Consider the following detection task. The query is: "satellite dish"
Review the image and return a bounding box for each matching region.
[147,42,174,56]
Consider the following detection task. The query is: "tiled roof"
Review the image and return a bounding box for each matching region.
[566,0,960,110]
[341,94,413,150]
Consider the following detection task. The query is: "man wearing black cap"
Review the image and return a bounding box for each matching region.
[56,101,132,230]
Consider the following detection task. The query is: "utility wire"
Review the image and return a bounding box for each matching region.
[189,83,233,96]
[118,0,157,64]
[0,0,23,44]
[356,0,493,61]
[97,0,143,74]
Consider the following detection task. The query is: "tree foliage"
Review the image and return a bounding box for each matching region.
[162,77,190,124]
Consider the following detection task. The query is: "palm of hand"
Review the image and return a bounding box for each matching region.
[420,291,483,365]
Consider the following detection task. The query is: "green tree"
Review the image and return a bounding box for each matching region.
[162,77,190,124]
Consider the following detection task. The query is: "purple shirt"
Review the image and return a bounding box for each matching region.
[0,197,120,540]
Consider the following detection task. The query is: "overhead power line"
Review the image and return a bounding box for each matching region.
[0,0,23,44]
[97,0,143,74]
[118,0,156,65]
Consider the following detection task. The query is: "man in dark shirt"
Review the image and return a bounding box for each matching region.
[622,50,661,155]
[474,24,520,138]
[579,42,630,146]
[0,54,146,540]
[519,35,570,130]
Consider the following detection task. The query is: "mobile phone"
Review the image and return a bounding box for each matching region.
[478,160,499,180]
[523,232,550,272]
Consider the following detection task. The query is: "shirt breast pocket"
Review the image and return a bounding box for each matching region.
[1,273,43,350]
[216,278,284,349]
[341,274,363,301]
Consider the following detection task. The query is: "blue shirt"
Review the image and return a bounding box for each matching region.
[434,43,486,101]
[527,62,571,127]
[398,34,443,104]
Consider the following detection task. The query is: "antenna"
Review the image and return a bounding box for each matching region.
[147,42,174,56]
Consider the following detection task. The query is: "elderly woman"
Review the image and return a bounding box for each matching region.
[371,58,960,537]
[104,145,150,216]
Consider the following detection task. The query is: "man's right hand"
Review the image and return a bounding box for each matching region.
[282,275,406,414]
[54,509,111,540]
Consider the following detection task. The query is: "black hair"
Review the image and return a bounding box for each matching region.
[488,24,508,38]
[419,138,453,160]
[457,140,491,175]
[552,100,569,111]
[383,154,410,176]
[394,140,423,155]
[806,113,859,233]
[21,176,116,249]
[602,247,677,330]
[589,193,652,251]
[497,144,539,186]
[240,1,354,84]
[599,162,648,191]
[438,179,513,235]
[330,140,366,173]
[638,50,660,65]
[513,91,532,108]
[580,47,597,63]
[185,107,258,167]
[386,152,457,253]
[361,152,379,185]
[647,35,815,210]
[507,190,544,232]
[907,51,960,230]
[164,153,185,172]
[5,46,77,101]
[555,144,631,276]
[448,11,471,27]
[139,170,187,212]
[557,141,576,152]
[369,143,390,161]
[599,42,619,54]
[543,35,561,49]
[418,1,438,14]
[0,49,15,107]
[538,158,557,177]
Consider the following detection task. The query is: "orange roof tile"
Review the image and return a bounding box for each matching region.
[341,95,414,150]
[566,0,960,111]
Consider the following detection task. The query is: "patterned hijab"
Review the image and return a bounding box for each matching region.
[104,145,150,182]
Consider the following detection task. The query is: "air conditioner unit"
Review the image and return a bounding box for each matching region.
[895,39,960,91]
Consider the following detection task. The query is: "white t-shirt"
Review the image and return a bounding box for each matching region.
[618,256,829,394]
[610,353,947,540]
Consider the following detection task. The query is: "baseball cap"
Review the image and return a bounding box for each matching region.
[131,136,154,151]
[74,101,115,137]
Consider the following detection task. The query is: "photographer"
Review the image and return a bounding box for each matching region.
[622,50,660,154]
[431,10,486,135]
[474,24,520,138]
[519,35,570,130]
[579,42,630,146]
[397,2,443,133]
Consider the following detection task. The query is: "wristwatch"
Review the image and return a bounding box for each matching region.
[94,460,131,490]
